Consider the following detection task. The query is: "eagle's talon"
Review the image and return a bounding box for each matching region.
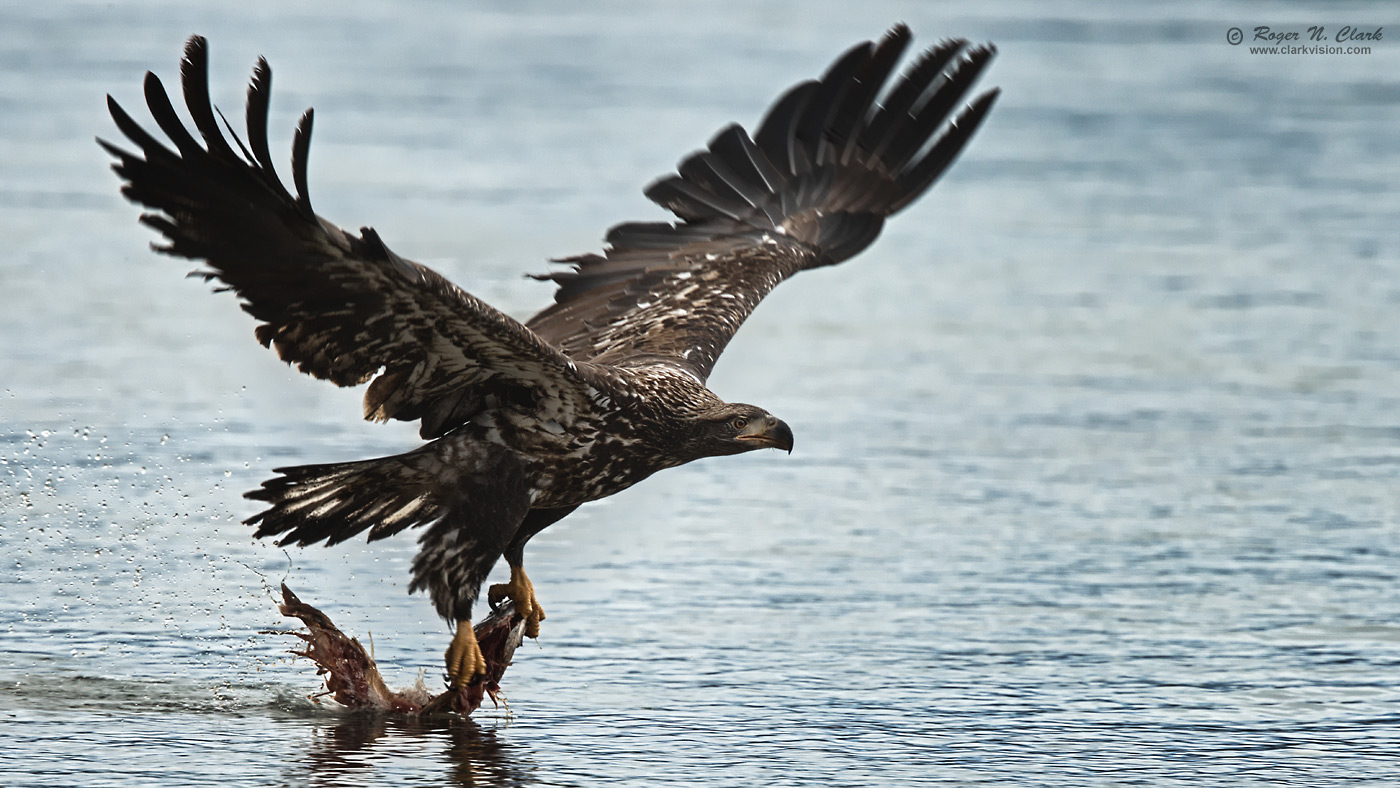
[444,620,486,689]
[523,600,545,639]
[487,582,510,611]
[490,566,545,638]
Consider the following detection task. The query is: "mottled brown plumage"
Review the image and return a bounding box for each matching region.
[101,26,997,689]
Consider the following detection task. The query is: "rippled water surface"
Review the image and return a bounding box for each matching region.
[4,1,1400,785]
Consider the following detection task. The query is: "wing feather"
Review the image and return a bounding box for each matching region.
[245,58,278,176]
[528,26,999,380]
[793,40,872,168]
[102,35,615,439]
[754,81,819,180]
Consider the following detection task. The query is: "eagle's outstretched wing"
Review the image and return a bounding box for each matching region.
[101,36,611,440]
[527,25,998,381]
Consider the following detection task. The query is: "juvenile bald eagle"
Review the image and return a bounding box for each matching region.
[101,26,998,688]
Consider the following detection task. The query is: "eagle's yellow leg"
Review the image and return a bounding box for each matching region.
[489,565,546,639]
[444,620,486,689]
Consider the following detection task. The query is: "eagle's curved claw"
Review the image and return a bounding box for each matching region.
[444,620,486,689]
[489,565,546,639]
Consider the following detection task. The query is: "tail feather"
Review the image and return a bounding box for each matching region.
[244,452,439,547]
[243,438,532,622]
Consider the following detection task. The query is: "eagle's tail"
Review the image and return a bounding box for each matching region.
[244,439,531,621]
[244,446,454,548]
[613,24,998,267]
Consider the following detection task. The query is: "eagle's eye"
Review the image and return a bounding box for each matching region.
[730,415,749,431]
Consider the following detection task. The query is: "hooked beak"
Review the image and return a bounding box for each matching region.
[736,416,794,454]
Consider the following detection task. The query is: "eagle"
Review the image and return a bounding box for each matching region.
[101,26,998,689]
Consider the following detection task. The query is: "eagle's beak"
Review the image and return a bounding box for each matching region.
[737,417,794,453]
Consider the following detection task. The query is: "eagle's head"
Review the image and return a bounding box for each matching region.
[693,403,794,457]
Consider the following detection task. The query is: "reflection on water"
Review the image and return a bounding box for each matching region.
[291,714,531,787]
[4,0,1400,785]
[1,675,536,787]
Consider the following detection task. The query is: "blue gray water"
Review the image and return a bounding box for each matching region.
[3,1,1399,785]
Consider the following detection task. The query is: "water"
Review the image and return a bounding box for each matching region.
[4,0,1400,784]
